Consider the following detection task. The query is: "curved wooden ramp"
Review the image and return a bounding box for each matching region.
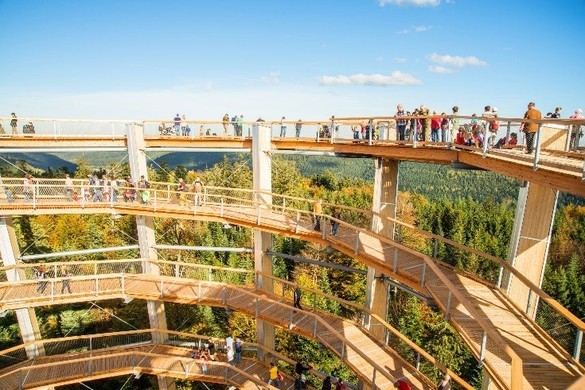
[0,275,435,389]
[0,185,584,388]
[0,343,281,390]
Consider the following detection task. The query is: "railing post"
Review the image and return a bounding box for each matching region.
[282,197,286,213]
[574,329,583,362]
[295,211,300,234]
[32,183,37,209]
[497,265,504,288]
[525,290,534,315]
[433,238,438,258]
[354,232,360,256]
[220,198,224,217]
[533,124,542,171]
[153,190,157,211]
[393,247,398,273]
[321,217,326,239]
[160,279,164,297]
[371,368,376,390]
[255,298,259,318]
[313,317,318,337]
[421,263,426,287]
[445,291,452,320]
[175,263,180,278]
[257,205,261,225]
[479,331,487,363]
[121,275,125,295]
[415,352,421,370]
[53,120,58,139]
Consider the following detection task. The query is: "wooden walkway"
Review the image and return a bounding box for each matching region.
[0,275,435,389]
[0,343,285,390]
[1,187,585,388]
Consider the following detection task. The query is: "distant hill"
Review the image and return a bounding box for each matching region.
[0,153,76,173]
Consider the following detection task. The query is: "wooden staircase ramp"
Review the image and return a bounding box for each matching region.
[1,192,584,388]
[0,343,282,390]
[0,276,435,389]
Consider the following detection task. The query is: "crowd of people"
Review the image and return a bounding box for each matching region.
[391,102,584,153]
[5,107,583,153]
[7,173,206,207]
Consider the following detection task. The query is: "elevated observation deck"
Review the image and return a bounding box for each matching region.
[0,183,583,389]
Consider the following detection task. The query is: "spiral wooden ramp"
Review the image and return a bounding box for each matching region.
[0,330,315,390]
[0,180,584,388]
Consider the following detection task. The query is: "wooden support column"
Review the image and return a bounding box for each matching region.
[364,159,399,340]
[127,123,175,390]
[502,181,558,318]
[0,217,45,359]
[252,122,275,359]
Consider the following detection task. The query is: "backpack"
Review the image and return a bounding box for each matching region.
[234,341,242,353]
[490,121,499,131]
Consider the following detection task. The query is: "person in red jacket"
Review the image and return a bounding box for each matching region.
[394,377,412,390]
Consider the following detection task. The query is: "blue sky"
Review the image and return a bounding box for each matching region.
[1,0,583,122]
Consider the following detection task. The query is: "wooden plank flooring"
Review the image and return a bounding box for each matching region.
[1,195,585,388]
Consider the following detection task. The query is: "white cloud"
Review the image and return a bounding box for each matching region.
[394,57,407,63]
[429,53,487,67]
[261,72,280,84]
[397,25,432,34]
[414,25,432,32]
[319,71,422,86]
[379,0,440,6]
[428,65,453,74]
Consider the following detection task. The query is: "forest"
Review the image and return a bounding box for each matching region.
[0,154,584,389]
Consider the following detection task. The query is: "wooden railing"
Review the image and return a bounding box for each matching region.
[0,260,442,389]
[1,181,585,387]
[0,339,281,390]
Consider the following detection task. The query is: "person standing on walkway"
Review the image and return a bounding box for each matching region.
[268,362,280,388]
[65,174,73,201]
[35,264,48,294]
[192,177,203,206]
[521,101,542,154]
[293,286,303,310]
[280,116,287,137]
[223,113,230,136]
[60,265,72,294]
[313,198,322,231]
[173,113,181,136]
[177,178,187,206]
[330,208,340,236]
[396,104,407,141]
[295,119,302,138]
[234,338,243,363]
[10,113,17,134]
[569,108,584,151]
